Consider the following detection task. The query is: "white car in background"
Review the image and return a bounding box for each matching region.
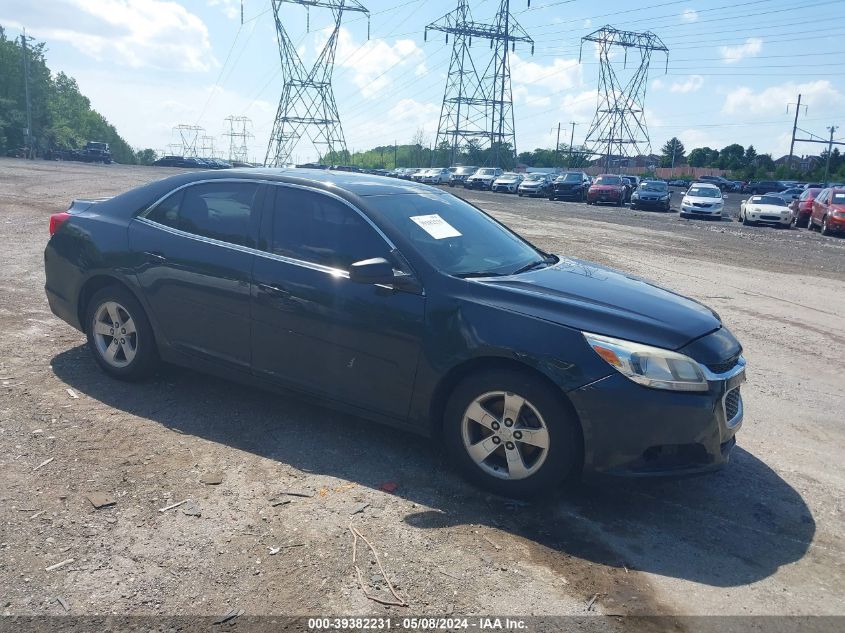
[420,168,451,184]
[491,172,523,193]
[679,183,724,220]
[738,194,792,227]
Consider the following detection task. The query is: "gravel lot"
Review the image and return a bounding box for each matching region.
[1,159,843,623]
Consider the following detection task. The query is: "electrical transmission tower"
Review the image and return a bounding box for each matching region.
[265,0,369,167]
[224,116,253,163]
[173,124,204,157]
[580,26,668,171]
[426,0,533,168]
[199,135,217,159]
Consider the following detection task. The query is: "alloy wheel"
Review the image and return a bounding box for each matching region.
[91,301,138,368]
[821,218,830,236]
[461,391,550,480]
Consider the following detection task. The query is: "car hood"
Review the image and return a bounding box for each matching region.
[521,180,545,186]
[495,178,520,183]
[746,203,788,212]
[472,258,721,350]
[684,195,721,204]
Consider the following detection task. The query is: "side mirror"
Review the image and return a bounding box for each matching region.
[349,257,396,285]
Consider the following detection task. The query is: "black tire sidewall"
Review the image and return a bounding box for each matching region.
[443,368,580,496]
[85,285,157,381]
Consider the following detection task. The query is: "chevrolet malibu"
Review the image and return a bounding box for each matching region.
[45,170,746,496]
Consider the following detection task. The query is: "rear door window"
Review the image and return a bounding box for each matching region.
[145,181,261,247]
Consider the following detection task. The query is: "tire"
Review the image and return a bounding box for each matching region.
[616,197,623,207]
[679,212,687,219]
[85,285,158,381]
[821,217,831,236]
[548,195,555,201]
[443,368,580,496]
[807,216,816,231]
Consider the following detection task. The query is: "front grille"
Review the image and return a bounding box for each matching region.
[693,202,712,208]
[761,215,781,221]
[724,387,741,423]
[706,355,740,374]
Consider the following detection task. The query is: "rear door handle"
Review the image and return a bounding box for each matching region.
[143,251,166,262]
[258,282,290,298]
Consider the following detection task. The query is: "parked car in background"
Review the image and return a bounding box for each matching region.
[777,188,804,201]
[731,181,745,192]
[410,169,428,182]
[789,188,821,227]
[44,169,746,494]
[449,165,479,187]
[630,180,671,212]
[152,156,206,168]
[397,168,421,180]
[739,195,792,227]
[517,173,554,197]
[587,174,626,206]
[420,168,451,184]
[491,172,523,193]
[746,180,784,195]
[668,179,689,187]
[679,183,724,220]
[619,177,637,202]
[808,188,845,235]
[548,172,591,201]
[698,175,734,191]
[465,168,503,190]
[803,182,824,190]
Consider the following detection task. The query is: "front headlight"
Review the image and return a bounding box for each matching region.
[682,197,690,205]
[631,192,640,199]
[660,193,670,200]
[583,332,709,392]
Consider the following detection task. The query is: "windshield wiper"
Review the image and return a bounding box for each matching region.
[453,271,510,278]
[510,256,555,276]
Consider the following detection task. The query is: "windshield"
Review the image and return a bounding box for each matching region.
[454,166,477,175]
[366,192,545,276]
[477,169,496,176]
[524,173,545,181]
[594,175,622,185]
[557,173,582,182]
[498,173,518,179]
[640,181,668,192]
[687,186,721,198]
[751,195,786,206]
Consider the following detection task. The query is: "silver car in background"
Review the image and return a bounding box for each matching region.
[491,172,524,193]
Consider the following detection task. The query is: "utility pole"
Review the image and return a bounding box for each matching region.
[823,126,839,186]
[787,94,806,174]
[21,30,34,158]
[568,121,577,167]
[394,140,397,168]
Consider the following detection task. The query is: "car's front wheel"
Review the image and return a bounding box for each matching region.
[821,217,831,236]
[444,368,580,496]
[85,285,158,380]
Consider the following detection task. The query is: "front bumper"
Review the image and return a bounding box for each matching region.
[466,179,493,189]
[569,358,745,476]
[588,190,623,204]
[631,197,670,209]
[745,211,791,225]
[825,215,845,232]
[492,183,518,192]
[551,187,583,199]
[681,204,722,217]
[518,187,545,197]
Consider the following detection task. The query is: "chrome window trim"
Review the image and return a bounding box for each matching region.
[135,177,415,283]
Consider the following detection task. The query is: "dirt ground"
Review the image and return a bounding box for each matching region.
[1,159,843,624]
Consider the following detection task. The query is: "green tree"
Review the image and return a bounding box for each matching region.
[688,147,716,167]
[135,148,157,165]
[660,137,685,167]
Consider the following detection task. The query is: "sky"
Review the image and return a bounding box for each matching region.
[2,0,845,164]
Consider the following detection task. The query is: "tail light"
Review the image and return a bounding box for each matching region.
[49,212,71,236]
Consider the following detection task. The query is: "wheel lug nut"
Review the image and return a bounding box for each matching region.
[120,338,125,344]
[505,441,515,450]
[121,328,126,334]
[513,431,522,440]
[504,418,513,427]
[491,421,500,430]
[492,436,501,445]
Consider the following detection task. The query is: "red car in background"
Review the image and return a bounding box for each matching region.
[587,174,627,206]
[790,187,821,227]
[808,188,845,236]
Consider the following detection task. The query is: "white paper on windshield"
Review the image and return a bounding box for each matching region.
[410,214,462,239]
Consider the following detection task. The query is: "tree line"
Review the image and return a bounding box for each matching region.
[0,26,145,164]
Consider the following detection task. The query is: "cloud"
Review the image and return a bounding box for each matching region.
[0,0,215,71]
[682,9,699,22]
[720,38,763,64]
[651,78,665,91]
[510,53,582,90]
[670,75,704,93]
[208,0,240,20]
[320,28,425,99]
[722,80,844,116]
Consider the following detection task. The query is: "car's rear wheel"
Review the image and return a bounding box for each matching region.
[444,369,580,496]
[85,285,158,380]
[807,216,816,231]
